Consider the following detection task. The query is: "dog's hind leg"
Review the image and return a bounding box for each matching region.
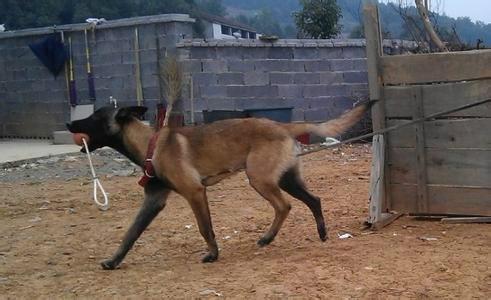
[246,145,293,246]
[279,166,327,241]
[101,180,170,270]
[181,186,219,263]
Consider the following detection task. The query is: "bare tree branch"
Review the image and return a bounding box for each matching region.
[414,0,448,51]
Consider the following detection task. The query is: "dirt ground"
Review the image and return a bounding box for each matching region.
[1,144,490,298]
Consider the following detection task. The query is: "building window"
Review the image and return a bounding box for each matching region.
[221,25,231,35]
[241,30,248,38]
[249,32,256,39]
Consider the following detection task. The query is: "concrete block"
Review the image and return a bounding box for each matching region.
[318,48,343,59]
[226,85,278,98]
[143,87,160,100]
[207,98,236,110]
[270,72,294,84]
[190,47,217,59]
[293,48,318,59]
[277,85,303,99]
[341,47,366,58]
[242,48,268,59]
[181,60,203,73]
[293,72,320,84]
[254,60,296,72]
[216,47,244,59]
[201,85,227,98]
[139,49,158,63]
[244,72,269,85]
[192,73,217,85]
[304,108,330,122]
[202,60,228,72]
[304,60,331,72]
[235,98,296,110]
[330,59,354,71]
[291,108,305,121]
[320,72,344,84]
[303,84,346,97]
[228,60,255,72]
[268,48,294,59]
[217,73,244,85]
[343,71,368,83]
[53,130,74,144]
[352,58,368,71]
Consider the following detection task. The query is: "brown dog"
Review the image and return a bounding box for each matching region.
[66,104,367,269]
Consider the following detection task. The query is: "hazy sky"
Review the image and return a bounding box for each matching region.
[381,0,491,24]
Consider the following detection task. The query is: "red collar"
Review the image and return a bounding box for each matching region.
[138,132,159,187]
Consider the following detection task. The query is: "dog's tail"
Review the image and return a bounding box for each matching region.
[282,102,371,138]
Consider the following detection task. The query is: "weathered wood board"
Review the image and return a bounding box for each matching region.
[381,49,491,85]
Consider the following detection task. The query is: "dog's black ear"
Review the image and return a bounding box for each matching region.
[115,106,148,122]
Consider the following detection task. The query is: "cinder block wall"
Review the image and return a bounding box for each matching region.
[0,14,194,138]
[177,39,371,125]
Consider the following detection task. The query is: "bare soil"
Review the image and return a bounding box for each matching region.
[1,145,490,298]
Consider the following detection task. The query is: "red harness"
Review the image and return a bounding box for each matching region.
[138,132,159,187]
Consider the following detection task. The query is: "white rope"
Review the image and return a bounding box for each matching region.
[82,138,109,211]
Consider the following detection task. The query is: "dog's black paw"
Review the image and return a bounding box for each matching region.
[318,224,328,241]
[257,236,274,247]
[100,259,118,270]
[201,253,218,263]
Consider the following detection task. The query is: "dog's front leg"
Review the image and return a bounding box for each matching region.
[183,187,219,263]
[101,180,170,270]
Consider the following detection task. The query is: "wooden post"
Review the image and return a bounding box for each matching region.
[364,0,401,229]
[412,87,429,213]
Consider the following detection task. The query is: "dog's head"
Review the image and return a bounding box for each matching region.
[66,106,147,152]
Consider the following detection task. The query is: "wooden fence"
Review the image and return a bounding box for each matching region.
[363,2,491,228]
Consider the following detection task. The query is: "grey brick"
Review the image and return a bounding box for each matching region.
[228,60,255,72]
[268,48,294,59]
[244,72,269,85]
[293,48,319,59]
[293,72,320,84]
[330,59,354,71]
[303,84,346,97]
[190,47,217,59]
[320,72,344,84]
[143,87,160,100]
[318,48,343,59]
[201,85,227,98]
[291,108,305,121]
[304,60,330,72]
[242,48,268,59]
[202,60,227,72]
[217,73,244,85]
[255,60,302,72]
[235,98,296,110]
[207,98,236,110]
[270,72,293,84]
[277,85,303,99]
[226,85,278,98]
[192,73,217,85]
[181,60,203,73]
[304,108,330,122]
[341,47,366,58]
[216,47,244,59]
[139,49,157,63]
[352,58,368,71]
[343,71,368,83]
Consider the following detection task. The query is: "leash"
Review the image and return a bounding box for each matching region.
[82,138,109,210]
[299,97,491,156]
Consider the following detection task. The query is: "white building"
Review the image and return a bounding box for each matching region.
[198,12,258,40]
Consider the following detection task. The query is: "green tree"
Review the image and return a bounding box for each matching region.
[293,0,342,39]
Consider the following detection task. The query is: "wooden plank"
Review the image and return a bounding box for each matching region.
[389,148,491,187]
[412,87,429,213]
[381,49,491,85]
[387,118,491,149]
[370,212,403,230]
[368,135,385,224]
[390,184,491,216]
[384,79,491,118]
[441,217,491,224]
